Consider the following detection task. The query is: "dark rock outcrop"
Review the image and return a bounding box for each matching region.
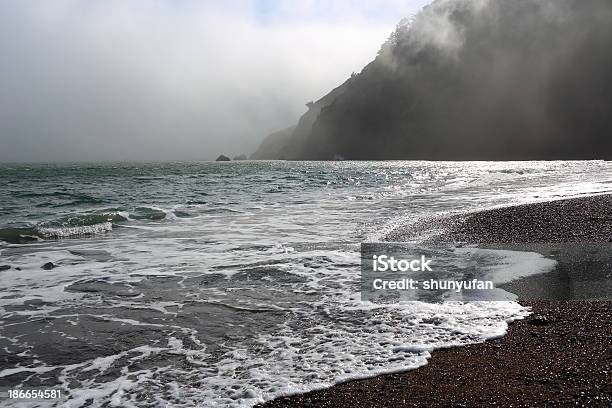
[215,154,231,162]
[41,262,56,270]
[253,0,612,160]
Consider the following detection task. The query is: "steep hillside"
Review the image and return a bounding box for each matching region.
[253,0,612,160]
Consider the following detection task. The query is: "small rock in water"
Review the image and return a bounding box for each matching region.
[216,154,231,161]
[0,265,11,271]
[41,262,56,270]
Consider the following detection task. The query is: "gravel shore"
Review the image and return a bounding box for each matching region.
[259,195,612,407]
[387,194,612,243]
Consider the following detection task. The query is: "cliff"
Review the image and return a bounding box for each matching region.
[253,0,612,160]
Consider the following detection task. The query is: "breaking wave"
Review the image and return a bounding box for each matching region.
[0,212,127,243]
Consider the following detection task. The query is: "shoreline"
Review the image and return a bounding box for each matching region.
[259,302,610,408]
[258,194,612,407]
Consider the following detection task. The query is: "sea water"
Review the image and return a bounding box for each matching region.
[1,160,611,407]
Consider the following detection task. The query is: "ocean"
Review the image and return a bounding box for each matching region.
[1,160,611,407]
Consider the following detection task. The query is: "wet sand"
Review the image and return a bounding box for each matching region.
[259,195,612,407]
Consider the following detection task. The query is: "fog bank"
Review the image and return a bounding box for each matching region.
[0,1,426,162]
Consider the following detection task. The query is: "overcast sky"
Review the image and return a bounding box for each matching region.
[0,0,430,162]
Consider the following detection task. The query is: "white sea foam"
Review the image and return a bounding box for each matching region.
[0,244,531,408]
[34,221,113,239]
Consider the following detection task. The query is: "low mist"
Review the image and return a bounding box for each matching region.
[0,1,425,162]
